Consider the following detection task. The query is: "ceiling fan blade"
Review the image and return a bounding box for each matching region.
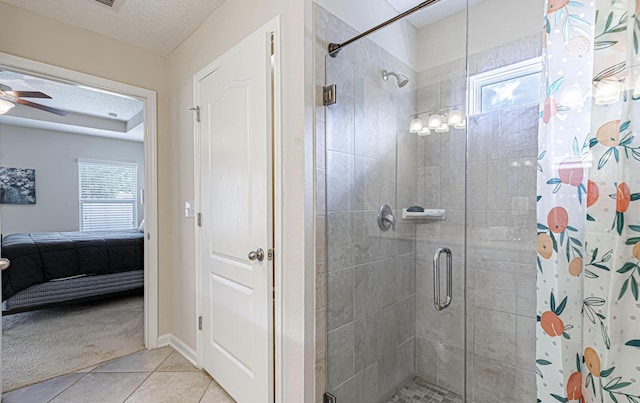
[16,99,68,116]
[5,91,52,99]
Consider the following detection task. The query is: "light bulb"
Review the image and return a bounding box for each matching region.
[435,123,450,133]
[594,80,621,105]
[417,127,431,136]
[427,114,442,129]
[0,99,15,115]
[409,117,424,133]
[633,75,640,99]
[560,84,584,109]
[448,110,464,125]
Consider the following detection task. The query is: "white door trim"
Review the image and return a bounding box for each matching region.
[194,15,282,399]
[0,52,159,348]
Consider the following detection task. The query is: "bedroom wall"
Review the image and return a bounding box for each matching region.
[0,124,145,235]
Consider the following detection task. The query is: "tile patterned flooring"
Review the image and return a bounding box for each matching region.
[5,349,459,403]
[2,346,236,403]
[388,378,464,403]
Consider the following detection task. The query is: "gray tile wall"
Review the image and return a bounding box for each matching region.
[315,4,419,403]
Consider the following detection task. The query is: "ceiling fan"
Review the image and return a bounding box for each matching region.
[0,83,68,116]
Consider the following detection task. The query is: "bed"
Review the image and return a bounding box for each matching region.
[1,230,144,314]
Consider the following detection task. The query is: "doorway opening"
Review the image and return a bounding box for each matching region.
[0,52,158,392]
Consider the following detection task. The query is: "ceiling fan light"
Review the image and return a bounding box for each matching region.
[0,99,15,114]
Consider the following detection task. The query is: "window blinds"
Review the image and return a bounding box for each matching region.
[78,159,137,231]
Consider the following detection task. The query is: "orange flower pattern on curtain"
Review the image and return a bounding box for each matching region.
[537,0,640,402]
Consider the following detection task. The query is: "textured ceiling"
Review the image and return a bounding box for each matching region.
[0,0,226,54]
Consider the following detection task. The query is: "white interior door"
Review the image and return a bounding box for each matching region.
[197,27,274,403]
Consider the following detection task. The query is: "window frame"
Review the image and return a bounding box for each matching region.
[77,158,138,232]
[469,56,543,116]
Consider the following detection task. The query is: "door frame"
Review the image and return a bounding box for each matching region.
[193,15,282,399]
[0,52,160,348]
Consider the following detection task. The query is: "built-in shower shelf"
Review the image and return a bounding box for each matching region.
[401,208,446,220]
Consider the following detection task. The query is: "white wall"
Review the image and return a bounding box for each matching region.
[418,0,544,71]
[0,124,144,235]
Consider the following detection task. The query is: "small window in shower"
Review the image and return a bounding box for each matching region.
[470,57,542,115]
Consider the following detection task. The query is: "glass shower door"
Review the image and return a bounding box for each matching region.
[320,1,468,401]
[464,1,542,401]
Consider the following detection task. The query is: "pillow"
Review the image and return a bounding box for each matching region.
[138,219,145,232]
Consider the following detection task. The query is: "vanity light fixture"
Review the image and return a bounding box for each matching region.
[410,107,466,135]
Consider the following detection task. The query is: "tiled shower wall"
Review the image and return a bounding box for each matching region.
[315,4,419,402]
[414,34,541,402]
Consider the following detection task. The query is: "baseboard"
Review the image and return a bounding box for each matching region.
[157,333,198,368]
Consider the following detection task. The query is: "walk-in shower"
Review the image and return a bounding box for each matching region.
[316,0,544,401]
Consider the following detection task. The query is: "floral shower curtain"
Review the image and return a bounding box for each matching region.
[537,0,640,402]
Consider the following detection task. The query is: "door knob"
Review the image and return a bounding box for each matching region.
[0,258,10,271]
[248,248,264,262]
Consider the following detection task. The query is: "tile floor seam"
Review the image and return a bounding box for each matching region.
[154,349,175,371]
[45,372,89,403]
[197,379,214,403]
[122,371,156,402]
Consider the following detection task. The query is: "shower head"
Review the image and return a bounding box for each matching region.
[382,69,409,88]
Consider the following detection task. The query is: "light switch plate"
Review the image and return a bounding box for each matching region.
[185,201,195,218]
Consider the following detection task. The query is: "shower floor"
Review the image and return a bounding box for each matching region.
[388,378,463,403]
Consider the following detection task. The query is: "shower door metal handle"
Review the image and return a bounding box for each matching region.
[433,247,452,311]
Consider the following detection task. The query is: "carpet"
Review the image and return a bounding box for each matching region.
[2,294,145,392]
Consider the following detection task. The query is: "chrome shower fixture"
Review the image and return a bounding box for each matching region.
[382,70,409,88]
